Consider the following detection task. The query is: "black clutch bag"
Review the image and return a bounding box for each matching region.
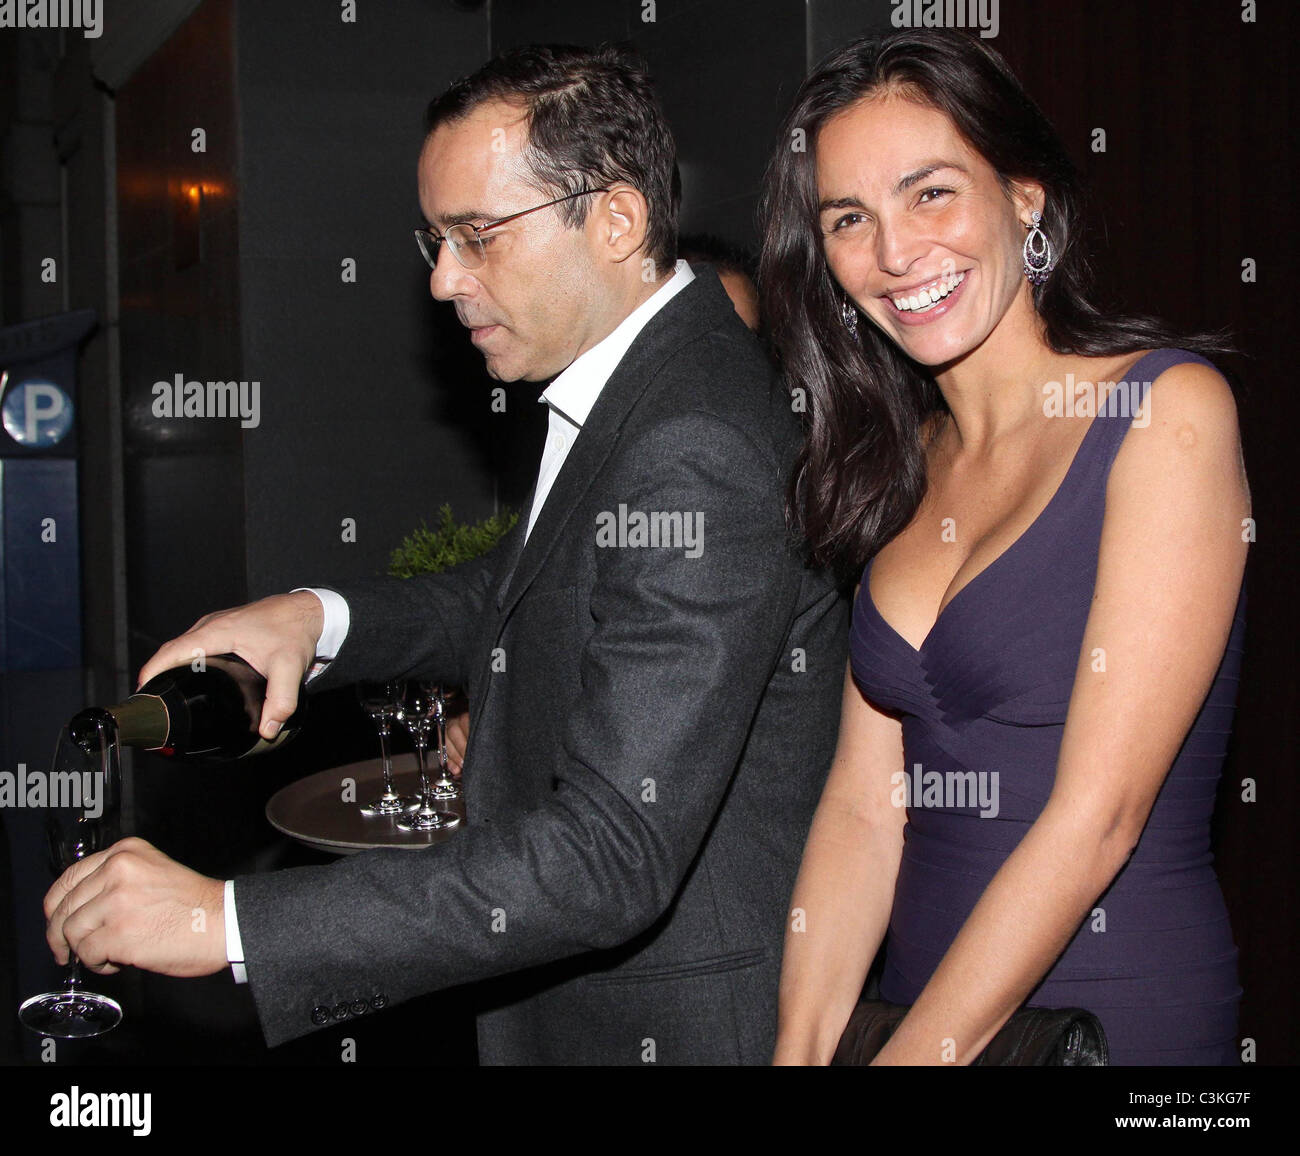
[832,1000,1109,1066]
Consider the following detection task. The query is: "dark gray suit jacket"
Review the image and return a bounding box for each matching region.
[233,268,849,1063]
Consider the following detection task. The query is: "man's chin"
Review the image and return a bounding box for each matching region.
[481,356,551,384]
[484,362,526,383]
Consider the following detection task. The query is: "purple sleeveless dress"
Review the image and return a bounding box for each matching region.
[849,348,1245,1065]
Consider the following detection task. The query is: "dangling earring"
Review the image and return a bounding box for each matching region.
[1022,210,1056,284]
[841,297,859,337]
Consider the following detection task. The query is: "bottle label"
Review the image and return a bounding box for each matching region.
[110,693,172,750]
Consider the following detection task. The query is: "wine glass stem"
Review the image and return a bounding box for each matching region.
[65,845,89,988]
[414,738,433,812]
[377,721,396,796]
[433,722,454,790]
[434,692,450,782]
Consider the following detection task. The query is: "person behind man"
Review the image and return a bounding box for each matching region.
[43,44,848,1065]
[677,232,762,332]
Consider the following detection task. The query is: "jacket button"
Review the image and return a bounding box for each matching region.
[370,994,388,1011]
[332,1003,350,1020]
[311,1006,330,1025]
[350,1000,369,1016]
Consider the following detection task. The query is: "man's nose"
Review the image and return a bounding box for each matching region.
[429,240,476,301]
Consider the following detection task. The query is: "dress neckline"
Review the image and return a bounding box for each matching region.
[864,349,1165,654]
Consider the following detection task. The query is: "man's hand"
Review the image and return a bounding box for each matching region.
[44,837,228,978]
[445,708,469,777]
[136,591,324,740]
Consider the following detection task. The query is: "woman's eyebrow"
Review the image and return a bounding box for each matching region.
[818,163,968,214]
[818,195,865,213]
[893,161,966,194]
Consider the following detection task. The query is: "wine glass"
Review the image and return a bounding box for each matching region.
[395,681,460,832]
[424,685,462,802]
[356,680,417,815]
[18,708,124,1039]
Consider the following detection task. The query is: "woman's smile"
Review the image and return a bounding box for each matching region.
[880,268,970,326]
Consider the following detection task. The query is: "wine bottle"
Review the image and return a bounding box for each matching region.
[102,654,305,761]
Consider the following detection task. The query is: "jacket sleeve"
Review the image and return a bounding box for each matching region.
[301,524,517,694]
[232,410,804,1046]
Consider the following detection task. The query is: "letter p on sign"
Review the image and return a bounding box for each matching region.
[2,379,74,447]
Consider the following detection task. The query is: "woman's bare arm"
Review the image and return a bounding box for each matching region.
[773,636,908,1064]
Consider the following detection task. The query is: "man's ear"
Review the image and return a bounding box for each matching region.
[597,185,651,265]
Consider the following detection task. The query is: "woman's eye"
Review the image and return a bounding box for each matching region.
[917,186,954,205]
[831,212,866,231]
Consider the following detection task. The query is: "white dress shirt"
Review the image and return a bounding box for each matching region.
[525,259,695,539]
[223,260,696,981]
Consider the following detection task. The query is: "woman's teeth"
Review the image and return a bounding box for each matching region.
[890,270,966,313]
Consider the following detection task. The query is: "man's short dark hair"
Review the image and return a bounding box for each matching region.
[425,44,679,273]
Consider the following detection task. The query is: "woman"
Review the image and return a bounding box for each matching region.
[761,30,1249,1065]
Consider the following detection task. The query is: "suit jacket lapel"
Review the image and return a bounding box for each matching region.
[493,478,536,612]
[493,268,733,630]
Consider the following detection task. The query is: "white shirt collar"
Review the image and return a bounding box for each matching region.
[540,259,696,429]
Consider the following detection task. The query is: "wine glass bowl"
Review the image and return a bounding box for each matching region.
[48,816,96,875]
[18,710,124,1039]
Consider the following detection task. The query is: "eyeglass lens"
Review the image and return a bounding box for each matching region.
[417,224,484,271]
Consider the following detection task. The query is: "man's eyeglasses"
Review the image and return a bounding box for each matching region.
[414,187,611,271]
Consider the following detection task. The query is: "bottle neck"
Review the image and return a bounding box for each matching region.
[106,694,171,749]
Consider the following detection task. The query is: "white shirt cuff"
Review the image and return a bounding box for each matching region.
[293,587,350,681]
[224,878,247,985]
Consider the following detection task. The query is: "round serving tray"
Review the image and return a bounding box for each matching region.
[265,757,465,855]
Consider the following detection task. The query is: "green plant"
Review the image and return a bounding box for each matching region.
[388,503,518,578]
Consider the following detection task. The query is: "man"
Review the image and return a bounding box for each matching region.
[45,44,848,1064]
[440,231,764,772]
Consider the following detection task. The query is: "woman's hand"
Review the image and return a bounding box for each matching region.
[445,707,469,776]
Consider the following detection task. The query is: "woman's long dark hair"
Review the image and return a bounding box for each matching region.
[759,30,1230,588]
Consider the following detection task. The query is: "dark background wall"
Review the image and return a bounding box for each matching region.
[0,0,1294,1068]
[235,1,521,600]
[117,0,246,682]
[492,0,807,249]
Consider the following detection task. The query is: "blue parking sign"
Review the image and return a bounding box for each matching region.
[1,375,75,447]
